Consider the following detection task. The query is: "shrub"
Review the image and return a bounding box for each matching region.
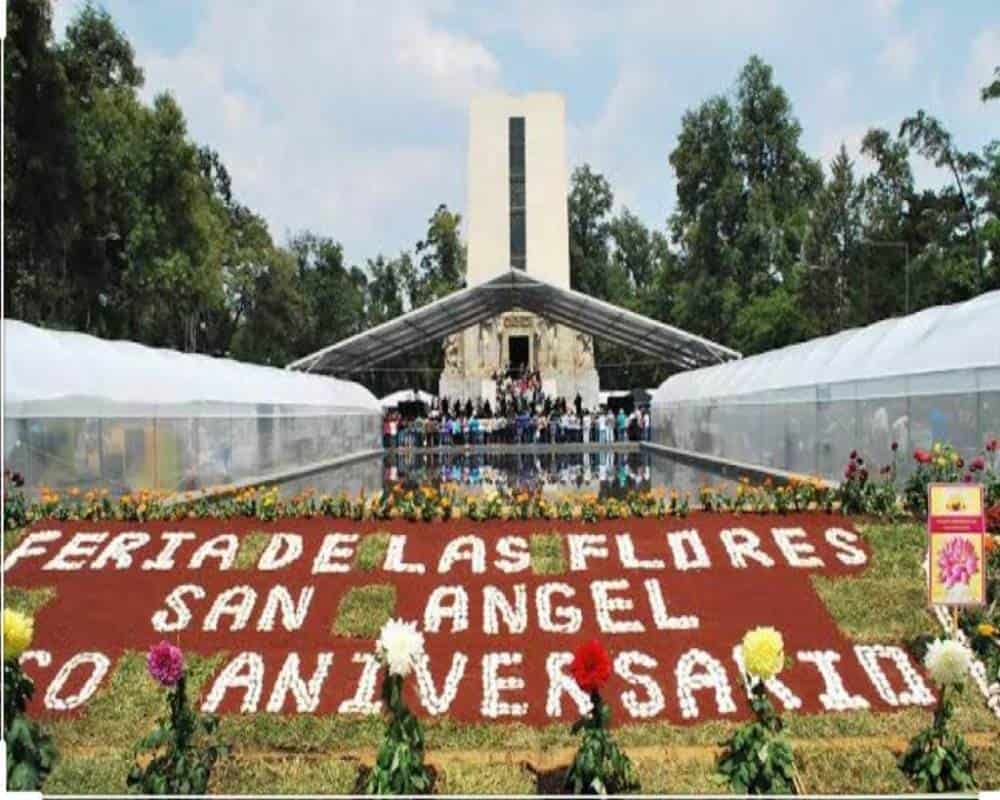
[3,469,28,530]
[4,610,57,791]
[838,448,898,517]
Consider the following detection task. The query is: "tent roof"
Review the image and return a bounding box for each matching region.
[653,289,1000,405]
[4,320,380,418]
[289,269,740,374]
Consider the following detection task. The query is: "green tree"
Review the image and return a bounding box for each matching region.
[568,164,614,298]
[412,204,466,306]
[900,111,986,291]
[4,0,79,324]
[668,55,821,352]
[802,145,863,333]
[981,66,1000,103]
[59,2,143,103]
[230,251,308,366]
[289,232,367,356]
[366,254,408,326]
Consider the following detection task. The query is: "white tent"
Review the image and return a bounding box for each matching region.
[654,290,1000,405]
[599,390,631,405]
[651,291,1000,480]
[3,320,382,493]
[380,389,436,409]
[4,319,379,418]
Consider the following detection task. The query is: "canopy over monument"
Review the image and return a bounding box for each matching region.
[287,268,740,375]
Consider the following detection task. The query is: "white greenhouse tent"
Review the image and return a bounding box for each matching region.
[3,320,382,494]
[380,389,436,409]
[652,290,1000,480]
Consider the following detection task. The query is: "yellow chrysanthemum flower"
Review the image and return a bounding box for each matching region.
[4,609,34,660]
[742,626,784,680]
[977,623,996,638]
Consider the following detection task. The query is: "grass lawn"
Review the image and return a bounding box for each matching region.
[332,584,397,638]
[530,531,567,575]
[234,532,272,569]
[10,520,1000,794]
[355,532,391,571]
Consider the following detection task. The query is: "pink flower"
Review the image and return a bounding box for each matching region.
[147,640,184,687]
[970,457,985,472]
[937,537,980,589]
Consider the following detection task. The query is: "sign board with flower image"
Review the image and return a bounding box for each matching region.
[927,483,985,607]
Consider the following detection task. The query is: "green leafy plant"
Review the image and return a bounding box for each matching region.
[3,468,28,530]
[565,692,639,795]
[564,639,638,795]
[128,643,228,794]
[366,671,432,795]
[366,619,432,795]
[717,681,797,795]
[898,682,976,792]
[904,442,965,516]
[5,656,57,790]
[718,627,797,795]
[838,448,899,517]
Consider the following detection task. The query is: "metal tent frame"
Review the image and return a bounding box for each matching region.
[287,269,741,374]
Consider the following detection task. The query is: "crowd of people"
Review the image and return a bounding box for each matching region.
[381,389,651,449]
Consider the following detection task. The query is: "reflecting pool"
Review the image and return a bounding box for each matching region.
[277,446,745,500]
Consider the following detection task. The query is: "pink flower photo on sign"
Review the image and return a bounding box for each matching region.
[927,484,986,607]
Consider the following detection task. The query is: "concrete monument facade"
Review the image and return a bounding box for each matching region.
[439,92,600,408]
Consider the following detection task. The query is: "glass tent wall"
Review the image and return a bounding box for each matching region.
[3,321,382,495]
[651,291,1000,481]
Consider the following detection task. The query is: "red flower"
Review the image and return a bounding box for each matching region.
[914,448,932,464]
[970,456,985,472]
[891,441,899,452]
[570,639,612,693]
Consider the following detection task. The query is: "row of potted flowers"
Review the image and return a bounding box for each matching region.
[5,439,998,529]
[5,475,837,527]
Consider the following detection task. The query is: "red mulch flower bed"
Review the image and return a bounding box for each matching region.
[6,512,937,725]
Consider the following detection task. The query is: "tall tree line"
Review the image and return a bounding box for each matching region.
[3,0,464,396]
[570,56,1000,387]
[5,1,999,393]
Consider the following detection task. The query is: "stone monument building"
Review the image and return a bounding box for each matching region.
[439,92,600,408]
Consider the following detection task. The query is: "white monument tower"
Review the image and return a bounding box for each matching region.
[439,92,599,408]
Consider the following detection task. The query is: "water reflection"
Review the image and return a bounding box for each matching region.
[384,450,649,499]
[279,447,741,500]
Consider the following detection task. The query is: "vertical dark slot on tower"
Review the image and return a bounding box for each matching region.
[509,116,526,270]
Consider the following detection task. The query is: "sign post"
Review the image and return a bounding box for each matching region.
[927,483,987,611]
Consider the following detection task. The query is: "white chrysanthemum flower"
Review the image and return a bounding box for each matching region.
[376,618,425,677]
[924,638,972,687]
